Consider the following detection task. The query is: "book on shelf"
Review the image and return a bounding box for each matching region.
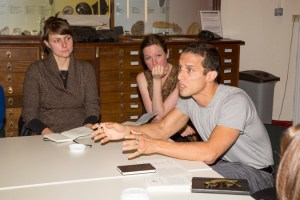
[192,177,250,195]
[43,126,93,143]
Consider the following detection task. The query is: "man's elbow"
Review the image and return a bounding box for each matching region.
[201,151,220,165]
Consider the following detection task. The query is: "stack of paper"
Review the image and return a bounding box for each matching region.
[122,112,157,126]
[145,174,191,192]
[142,159,192,192]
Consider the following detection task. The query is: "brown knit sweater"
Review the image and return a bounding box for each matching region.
[22,53,100,133]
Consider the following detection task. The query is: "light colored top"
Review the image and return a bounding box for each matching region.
[176,84,274,169]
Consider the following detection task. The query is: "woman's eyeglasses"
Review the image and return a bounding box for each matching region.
[204,179,242,189]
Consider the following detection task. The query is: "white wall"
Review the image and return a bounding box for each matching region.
[221,0,300,121]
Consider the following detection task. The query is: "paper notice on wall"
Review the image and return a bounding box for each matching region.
[199,10,223,37]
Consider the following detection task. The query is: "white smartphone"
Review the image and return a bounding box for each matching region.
[117,163,156,175]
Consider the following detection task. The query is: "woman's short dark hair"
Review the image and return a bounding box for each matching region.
[41,15,73,54]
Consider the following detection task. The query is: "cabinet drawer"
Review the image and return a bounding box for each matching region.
[100,102,142,113]
[100,92,141,103]
[0,47,40,61]
[0,73,25,85]
[169,45,185,58]
[2,84,23,96]
[5,95,22,108]
[101,112,142,123]
[218,74,238,86]
[219,66,239,77]
[73,46,96,60]
[100,70,140,82]
[99,81,139,92]
[5,118,19,137]
[0,61,32,72]
[99,59,144,71]
[216,45,240,56]
[6,108,22,120]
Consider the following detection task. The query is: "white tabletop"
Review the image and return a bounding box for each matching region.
[0,135,210,190]
[0,135,254,200]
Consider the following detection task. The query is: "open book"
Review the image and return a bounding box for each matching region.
[122,112,157,126]
[43,126,93,143]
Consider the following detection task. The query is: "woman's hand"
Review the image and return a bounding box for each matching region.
[41,128,54,135]
[91,122,130,144]
[152,65,167,80]
[180,125,196,137]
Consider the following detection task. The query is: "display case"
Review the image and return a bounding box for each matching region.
[0,0,220,36]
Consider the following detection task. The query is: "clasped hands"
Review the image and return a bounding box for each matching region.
[91,122,154,159]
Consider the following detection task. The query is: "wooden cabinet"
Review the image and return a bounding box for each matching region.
[98,45,143,122]
[0,43,42,137]
[0,37,244,137]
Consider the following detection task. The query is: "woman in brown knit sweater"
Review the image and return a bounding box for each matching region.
[21,15,100,135]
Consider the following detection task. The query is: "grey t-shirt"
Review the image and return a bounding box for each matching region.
[176,84,273,169]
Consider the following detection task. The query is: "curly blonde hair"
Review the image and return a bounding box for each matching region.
[276,124,300,200]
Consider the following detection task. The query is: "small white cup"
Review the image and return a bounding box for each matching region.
[120,188,150,200]
[68,144,86,153]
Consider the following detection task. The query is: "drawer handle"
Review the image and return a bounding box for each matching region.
[7,75,12,82]
[130,104,139,109]
[119,49,124,57]
[41,51,45,59]
[7,62,13,71]
[224,68,232,74]
[130,115,139,120]
[120,92,124,101]
[224,48,233,53]
[224,80,232,84]
[6,50,12,58]
[8,97,14,106]
[9,121,15,128]
[119,82,124,90]
[119,72,123,79]
[119,114,124,122]
[130,83,138,88]
[119,60,124,68]
[224,59,232,64]
[130,61,139,66]
[9,111,14,118]
[8,86,13,94]
[130,94,139,99]
[130,50,139,55]
[120,104,124,110]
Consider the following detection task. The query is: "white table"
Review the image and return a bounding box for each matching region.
[0,135,254,200]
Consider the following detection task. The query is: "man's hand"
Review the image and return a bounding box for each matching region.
[91,122,130,144]
[123,129,158,159]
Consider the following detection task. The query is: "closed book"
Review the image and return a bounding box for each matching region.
[192,177,250,195]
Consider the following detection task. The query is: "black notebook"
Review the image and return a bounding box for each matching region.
[192,177,250,195]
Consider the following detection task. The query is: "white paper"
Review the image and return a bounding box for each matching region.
[122,112,157,126]
[200,10,223,37]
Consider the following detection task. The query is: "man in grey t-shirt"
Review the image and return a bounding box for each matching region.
[92,43,274,194]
